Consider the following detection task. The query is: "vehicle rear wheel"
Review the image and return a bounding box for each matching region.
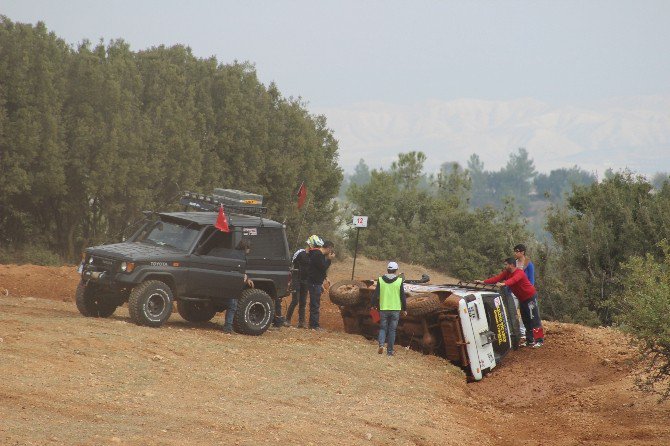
[329,280,367,306]
[75,282,117,318]
[128,280,173,327]
[233,288,274,336]
[177,300,216,323]
[406,293,441,317]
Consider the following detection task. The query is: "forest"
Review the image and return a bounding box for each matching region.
[0,17,342,263]
[1,17,669,395]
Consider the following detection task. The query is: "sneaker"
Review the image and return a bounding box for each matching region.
[525,341,535,348]
[310,327,325,332]
[532,341,543,349]
[222,326,233,334]
[283,320,291,327]
[297,323,306,329]
[378,346,384,354]
[387,351,395,357]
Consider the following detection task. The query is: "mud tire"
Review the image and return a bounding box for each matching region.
[329,280,367,306]
[233,288,274,336]
[75,282,117,318]
[406,293,441,317]
[177,300,216,323]
[128,280,173,327]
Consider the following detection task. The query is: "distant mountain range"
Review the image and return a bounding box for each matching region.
[316,95,670,176]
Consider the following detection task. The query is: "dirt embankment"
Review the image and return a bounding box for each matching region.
[1,260,669,445]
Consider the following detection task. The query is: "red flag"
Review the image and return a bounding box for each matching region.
[297,182,307,209]
[215,204,230,232]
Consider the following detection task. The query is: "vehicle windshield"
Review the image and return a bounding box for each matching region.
[135,220,200,252]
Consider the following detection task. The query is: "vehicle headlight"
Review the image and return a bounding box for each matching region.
[120,262,135,273]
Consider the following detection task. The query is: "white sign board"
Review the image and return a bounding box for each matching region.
[352,216,368,228]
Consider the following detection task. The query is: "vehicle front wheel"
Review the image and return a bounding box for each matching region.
[128,280,173,327]
[75,282,117,318]
[177,300,216,323]
[233,288,274,336]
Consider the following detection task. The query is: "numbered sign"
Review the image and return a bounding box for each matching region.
[352,216,368,228]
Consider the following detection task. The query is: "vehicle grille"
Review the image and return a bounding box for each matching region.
[89,256,117,273]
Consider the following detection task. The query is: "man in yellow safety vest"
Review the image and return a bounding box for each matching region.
[371,261,407,356]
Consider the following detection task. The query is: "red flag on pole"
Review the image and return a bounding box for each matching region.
[215,204,230,232]
[297,182,307,209]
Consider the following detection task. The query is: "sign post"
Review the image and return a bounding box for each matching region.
[351,216,368,280]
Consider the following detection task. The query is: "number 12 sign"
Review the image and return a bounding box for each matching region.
[352,216,368,228]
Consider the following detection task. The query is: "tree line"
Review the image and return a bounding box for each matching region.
[0,18,342,262]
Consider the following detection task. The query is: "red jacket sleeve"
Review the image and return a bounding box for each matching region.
[484,270,508,284]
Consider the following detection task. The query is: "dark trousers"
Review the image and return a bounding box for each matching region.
[286,280,308,324]
[519,295,542,343]
[273,296,284,326]
[308,283,323,328]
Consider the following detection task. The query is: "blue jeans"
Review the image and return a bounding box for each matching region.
[308,283,323,328]
[378,310,400,355]
[224,299,238,329]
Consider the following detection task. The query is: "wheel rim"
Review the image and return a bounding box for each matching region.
[247,302,268,326]
[147,292,167,317]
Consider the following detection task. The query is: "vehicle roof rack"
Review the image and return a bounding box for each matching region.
[441,281,500,292]
[179,191,268,216]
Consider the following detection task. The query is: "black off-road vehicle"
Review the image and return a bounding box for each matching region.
[75,190,291,335]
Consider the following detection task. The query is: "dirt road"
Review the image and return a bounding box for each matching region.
[1,261,669,445]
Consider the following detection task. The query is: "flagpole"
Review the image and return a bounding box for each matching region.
[294,196,311,250]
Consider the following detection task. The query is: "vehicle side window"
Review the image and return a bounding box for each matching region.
[201,228,233,257]
[242,228,286,260]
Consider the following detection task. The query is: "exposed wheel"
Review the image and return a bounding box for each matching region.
[406,293,442,317]
[75,281,117,318]
[128,280,173,327]
[233,288,274,336]
[177,300,216,323]
[329,280,367,306]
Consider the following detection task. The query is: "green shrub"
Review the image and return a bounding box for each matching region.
[0,245,63,266]
[613,242,670,399]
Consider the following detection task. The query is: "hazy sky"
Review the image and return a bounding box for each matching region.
[4,1,670,174]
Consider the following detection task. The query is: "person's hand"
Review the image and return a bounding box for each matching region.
[246,278,255,288]
[496,282,505,288]
[323,279,331,291]
[401,311,408,317]
[328,251,336,259]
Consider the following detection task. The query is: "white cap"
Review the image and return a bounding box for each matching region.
[387,261,399,271]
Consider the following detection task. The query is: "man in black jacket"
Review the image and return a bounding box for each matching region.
[307,238,335,330]
[285,240,311,328]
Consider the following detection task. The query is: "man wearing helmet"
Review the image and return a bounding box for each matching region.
[306,235,335,330]
[285,238,313,328]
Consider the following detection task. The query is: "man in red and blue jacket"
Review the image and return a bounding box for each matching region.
[480,257,544,348]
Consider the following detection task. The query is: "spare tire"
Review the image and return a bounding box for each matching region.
[406,293,441,317]
[329,280,367,306]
